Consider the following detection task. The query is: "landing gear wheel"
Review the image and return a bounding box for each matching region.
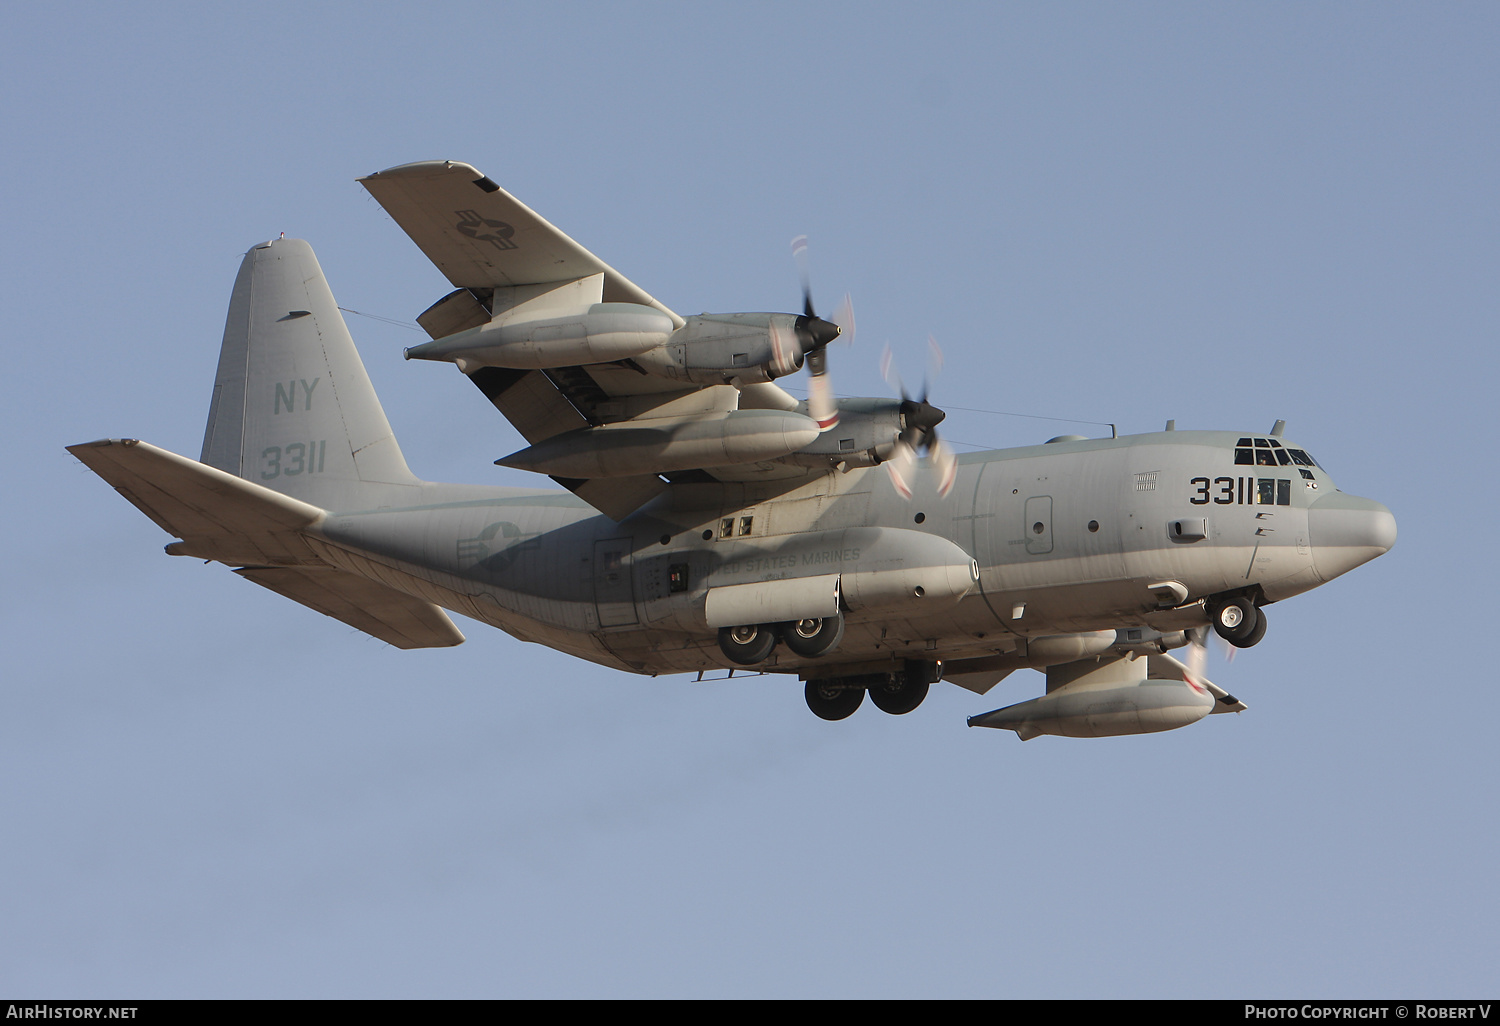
[805,680,864,721]
[718,624,777,665]
[868,674,929,715]
[780,614,845,658]
[1235,606,1268,648]
[1210,596,1261,646]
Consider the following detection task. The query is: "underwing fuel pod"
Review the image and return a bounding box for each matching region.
[966,644,1244,740]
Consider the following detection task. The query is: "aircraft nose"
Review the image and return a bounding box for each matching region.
[1308,491,1397,582]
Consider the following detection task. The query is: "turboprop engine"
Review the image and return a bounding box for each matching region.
[403,302,676,370]
[631,312,842,386]
[493,408,821,478]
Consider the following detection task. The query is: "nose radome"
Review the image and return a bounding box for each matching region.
[1308,492,1396,582]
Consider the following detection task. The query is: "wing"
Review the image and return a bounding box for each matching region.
[1147,651,1248,713]
[360,162,810,520]
[357,160,682,326]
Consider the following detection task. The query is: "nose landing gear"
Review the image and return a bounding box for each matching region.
[1208,594,1268,648]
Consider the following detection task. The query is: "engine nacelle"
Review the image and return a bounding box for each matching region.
[403,302,674,370]
[494,409,821,478]
[967,678,1215,740]
[631,313,807,385]
[775,397,905,468]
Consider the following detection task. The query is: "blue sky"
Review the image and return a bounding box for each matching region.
[4,3,1497,997]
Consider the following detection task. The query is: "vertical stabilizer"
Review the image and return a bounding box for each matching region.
[201,238,418,508]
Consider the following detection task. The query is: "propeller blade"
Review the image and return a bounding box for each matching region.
[930,435,958,498]
[1217,633,1239,663]
[806,348,839,430]
[923,335,944,402]
[1185,625,1209,686]
[880,345,907,399]
[791,235,814,319]
[830,293,856,347]
[885,441,916,500]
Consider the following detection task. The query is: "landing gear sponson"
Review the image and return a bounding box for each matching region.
[804,660,942,721]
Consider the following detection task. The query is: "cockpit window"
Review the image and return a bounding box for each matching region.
[1234,439,1324,472]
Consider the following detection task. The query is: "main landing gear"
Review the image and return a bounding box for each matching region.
[803,660,941,721]
[1208,594,1268,648]
[717,613,845,665]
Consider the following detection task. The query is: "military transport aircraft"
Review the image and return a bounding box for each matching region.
[68,161,1396,740]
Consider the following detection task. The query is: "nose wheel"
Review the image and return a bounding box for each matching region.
[1209,596,1267,647]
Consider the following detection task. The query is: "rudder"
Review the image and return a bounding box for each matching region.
[201,238,418,509]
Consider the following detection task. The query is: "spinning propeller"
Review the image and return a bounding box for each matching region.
[879,338,958,499]
[789,236,853,430]
[1184,625,1210,689]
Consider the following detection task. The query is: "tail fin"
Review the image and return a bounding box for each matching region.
[201,238,419,509]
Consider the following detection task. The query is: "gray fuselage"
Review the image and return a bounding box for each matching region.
[305,429,1395,677]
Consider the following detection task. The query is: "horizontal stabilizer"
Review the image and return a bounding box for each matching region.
[67,438,324,566]
[235,566,464,649]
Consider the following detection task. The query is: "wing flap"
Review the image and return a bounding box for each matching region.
[359,161,682,326]
[467,367,590,445]
[235,566,464,649]
[68,438,324,565]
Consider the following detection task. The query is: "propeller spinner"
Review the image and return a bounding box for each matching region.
[880,338,958,499]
